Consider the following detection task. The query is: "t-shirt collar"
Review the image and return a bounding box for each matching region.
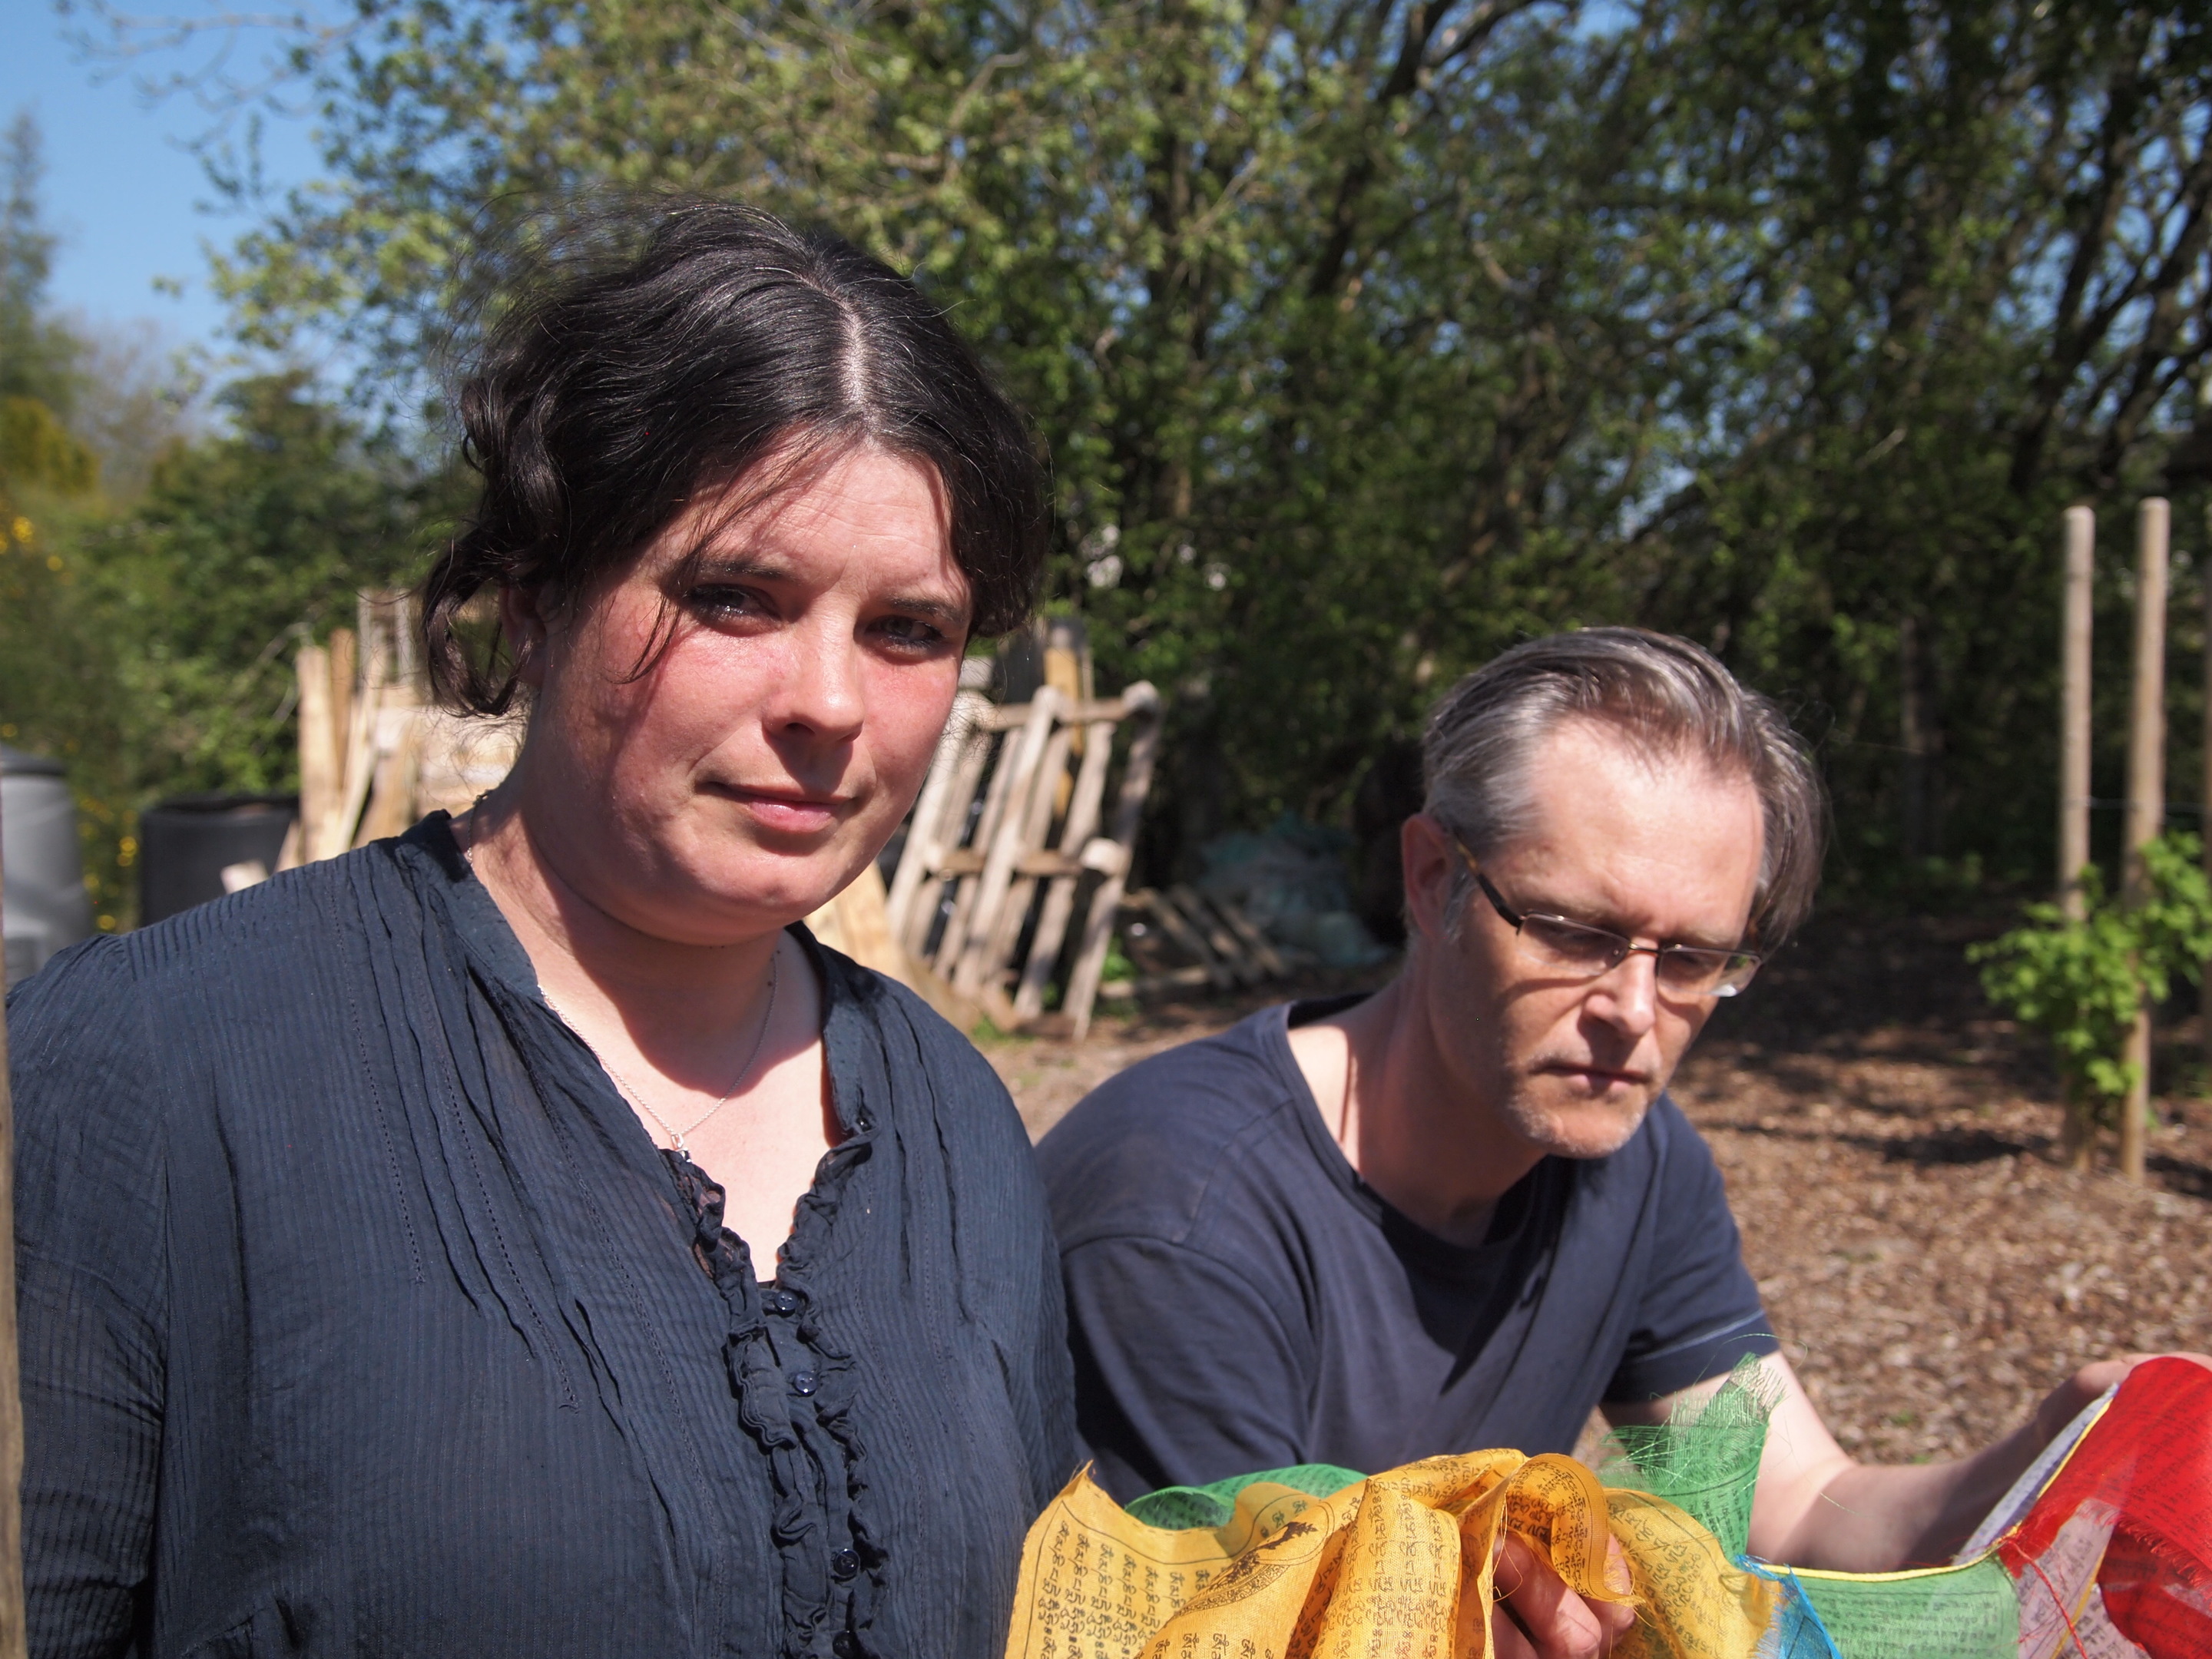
[1263,995,1548,1284]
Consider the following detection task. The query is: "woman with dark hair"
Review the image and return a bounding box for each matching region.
[11,202,1071,1659]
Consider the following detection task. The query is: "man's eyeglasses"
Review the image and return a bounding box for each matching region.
[1452,838,1763,998]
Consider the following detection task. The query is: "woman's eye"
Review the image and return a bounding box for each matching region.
[687,584,765,621]
[873,614,952,654]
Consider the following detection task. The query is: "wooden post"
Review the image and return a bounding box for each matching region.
[0,842,30,1657]
[2204,510,2212,1088]
[1012,710,1120,1022]
[296,644,339,865]
[329,623,388,859]
[979,720,1077,1001]
[2121,496,2171,1184]
[930,720,1025,980]
[1067,684,1165,1039]
[884,690,987,951]
[2060,505,2095,919]
[952,688,1061,1000]
[353,711,423,848]
[326,628,357,802]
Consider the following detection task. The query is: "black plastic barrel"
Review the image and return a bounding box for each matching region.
[2,745,95,985]
[139,794,299,926]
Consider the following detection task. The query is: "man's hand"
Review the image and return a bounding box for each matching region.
[1490,1531,1637,1658]
[1624,1350,2212,1571]
[1479,1352,2212,1653]
[2033,1352,2212,1445]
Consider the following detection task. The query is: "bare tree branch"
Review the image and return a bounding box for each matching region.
[57,0,361,126]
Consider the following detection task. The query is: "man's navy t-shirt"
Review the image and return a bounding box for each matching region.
[1038,998,1777,1502]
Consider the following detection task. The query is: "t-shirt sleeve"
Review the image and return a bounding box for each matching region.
[8,938,169,1658]
[1061,1234,1311,1505]
[1601,1106,1777,1406]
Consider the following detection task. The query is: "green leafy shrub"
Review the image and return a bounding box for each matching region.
[1969,833,2212,1150]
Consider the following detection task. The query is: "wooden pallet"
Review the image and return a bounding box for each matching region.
[884,681,1164,1038]
[1108,886,1296,998]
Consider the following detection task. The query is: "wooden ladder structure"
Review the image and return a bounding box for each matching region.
[886,681,1164,1038]
[282,591,523,873]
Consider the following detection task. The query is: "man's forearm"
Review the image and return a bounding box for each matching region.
[1774,1419,2045,1571]
[1737,1352,2093,1571]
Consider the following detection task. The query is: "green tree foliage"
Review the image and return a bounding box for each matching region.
[1971,834,2212,1149]
[89,2,2212,884]
[2,112,98,504]
[1,396,97,498]
[4,111,202,506]
[94,374,432,793]
[0,499,131,916]
[1627,5,2212,882]
[216,0,1734,861]
[0,105,441,922]
[0,113,84,415]
[64,322,207,504]
[0,373,440,920]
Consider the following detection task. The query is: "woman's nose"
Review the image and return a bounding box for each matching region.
[767,619,866,743]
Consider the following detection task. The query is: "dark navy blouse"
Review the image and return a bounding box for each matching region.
[8,816,1075,1658]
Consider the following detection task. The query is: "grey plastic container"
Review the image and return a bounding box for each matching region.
[138,794,297,926]
[2,745,96,987]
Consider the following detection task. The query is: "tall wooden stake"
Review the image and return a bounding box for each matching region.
[2121,497,2171,1184]
[2060,505,2095,920]
[2204,508,2212,1089]
[0,844,30,1656]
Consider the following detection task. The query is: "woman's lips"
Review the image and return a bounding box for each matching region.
[710,784,849,834]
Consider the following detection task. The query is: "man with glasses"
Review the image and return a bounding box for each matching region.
[1038,628,2185,1656]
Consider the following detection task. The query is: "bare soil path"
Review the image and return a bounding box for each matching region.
[982,912,2212,1462]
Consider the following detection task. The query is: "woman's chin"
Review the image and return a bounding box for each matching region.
[619,861,859,946]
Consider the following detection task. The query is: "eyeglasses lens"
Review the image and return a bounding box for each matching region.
[1657,950,1759,996]
[1515,917,1758,997]
[1518,916,1624,972]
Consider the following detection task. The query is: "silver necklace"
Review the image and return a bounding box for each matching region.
[557,944,783,1160]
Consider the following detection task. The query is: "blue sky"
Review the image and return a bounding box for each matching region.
[1,0,322,356]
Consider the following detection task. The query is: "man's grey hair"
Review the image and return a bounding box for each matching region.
[1422,628,1826,945]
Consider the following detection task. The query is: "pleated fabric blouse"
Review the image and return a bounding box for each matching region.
[8,816,1075,1659]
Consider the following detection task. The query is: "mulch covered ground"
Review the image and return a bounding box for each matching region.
[985,910,2212,1464]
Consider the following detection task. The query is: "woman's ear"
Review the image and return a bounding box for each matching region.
[498,584,551,690]
[1400,812,1458,945]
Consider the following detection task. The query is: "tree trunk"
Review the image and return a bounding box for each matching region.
[1899,616,1942,859]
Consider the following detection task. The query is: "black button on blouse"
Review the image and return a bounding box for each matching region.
[8,817,1075,1658]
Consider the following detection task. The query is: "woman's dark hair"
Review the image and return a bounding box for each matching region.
[423,198,1048,714]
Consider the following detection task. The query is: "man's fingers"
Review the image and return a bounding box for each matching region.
[2040,1352,2212,1442]
[1490,1596,1540,1659]
[1492,1533,1620,1657]
[2108,1351,2212,1374]
[2073,1351,2212,1392]
[1595,1535,1637,1637]
[1603,1532,1635,1599]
